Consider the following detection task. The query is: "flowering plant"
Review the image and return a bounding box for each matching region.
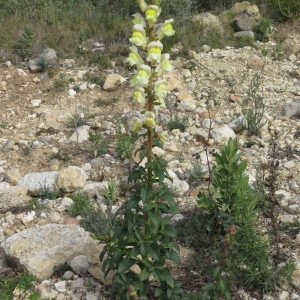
[101,0,184,299]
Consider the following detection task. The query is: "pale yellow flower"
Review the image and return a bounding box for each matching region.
[132,13,146,27]
[156,19,175,40]
[129,24,147,47]
[126,46,144,67]
[145,5,161,26]
[133,87,146,106]
[147,41,163,63]
[154,79,167,100]
[155,53,173,75]
[130,64,152,87]
[129,117,143,131]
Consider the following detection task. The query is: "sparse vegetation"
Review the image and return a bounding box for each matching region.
[69,192,93,217]
[242,73,266,136]
[167,114,190,132]
[65,106,93,129]
[53,73,69,91]
[88,130,109,158]
[0,0,299,299]
[0,273,39,300]
[115,130,139,160]
[100,181,120,206]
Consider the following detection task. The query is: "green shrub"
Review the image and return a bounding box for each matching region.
[80,203,120,240]
[100,180,120,206]
[0,273,39,300]
[115,131,139,160]
[13,26,34,60]
[167,114,190,132]
[197,138,291,296]
[253,17,273,42]
[242,73,266,136]
[265,0,300,21]
[69,192,93,217]
[88,130,109,159]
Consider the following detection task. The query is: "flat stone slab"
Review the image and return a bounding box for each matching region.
[1,224,113,283]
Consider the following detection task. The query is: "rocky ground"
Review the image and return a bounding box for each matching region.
[0,32,300,299]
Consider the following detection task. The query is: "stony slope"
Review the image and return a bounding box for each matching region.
[0,35,300,299]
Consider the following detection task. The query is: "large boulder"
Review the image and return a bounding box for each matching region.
[1,224,113,283]
[233,5,261,32]
[219,1,252,24]
[191,13,224,37]
[16,171,59,196]
[57,166,87,192]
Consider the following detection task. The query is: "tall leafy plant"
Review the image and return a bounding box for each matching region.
[100,1,184,299]
[198,138,279,298]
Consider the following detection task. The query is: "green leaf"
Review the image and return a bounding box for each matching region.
[141,186,150,202]
[147,246,160,260]
[154,287,162,297]
[102,258,109,273]
[225,290,232,300]
[203,282,215,291]
[139,268,151,281]
[115,273,127,285]
[140,243,147,257]
[167,249,181,265]
[99,246,107,262]
[221,203,230,211]
[161,224,176,237]
[219,278,227,294]
[165,273,175,288]
[117,258,135,273]
[129,247,139,258]
[197,196,211,209]
[213,265,221,278]
[148,211,160,230]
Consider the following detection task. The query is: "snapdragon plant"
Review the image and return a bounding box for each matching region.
[100,1,184,299]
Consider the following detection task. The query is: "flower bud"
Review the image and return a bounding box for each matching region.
[133,87,146,106]
[144,117,156,128]
[137,0,147,12]
[154,79,167,100]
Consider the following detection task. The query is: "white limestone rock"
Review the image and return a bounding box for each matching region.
[69,125,91,143]
[103,74,126,91]
[17,171,59,196]
[1,224,113,283]
[57,166,87,192]
[211,125,236,143]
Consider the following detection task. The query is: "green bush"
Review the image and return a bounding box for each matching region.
[198,138,286,296]
[265,0,300,21]
[253,17,273,42]
[69,192,93,217]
